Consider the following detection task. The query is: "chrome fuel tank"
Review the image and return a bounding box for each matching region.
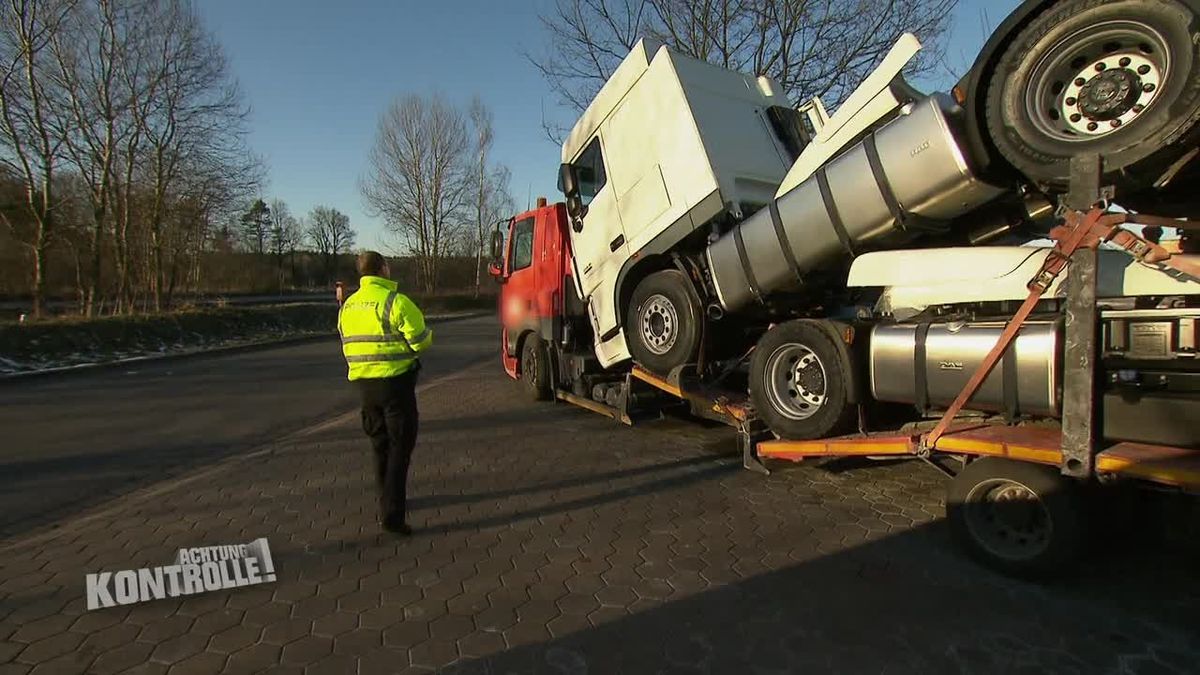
[870,320,1061,417]
[707,94,1004,312]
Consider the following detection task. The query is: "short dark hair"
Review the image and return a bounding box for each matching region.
[357,250,387,277]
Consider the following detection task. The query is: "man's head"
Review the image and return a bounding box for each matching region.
[357,250,390,279]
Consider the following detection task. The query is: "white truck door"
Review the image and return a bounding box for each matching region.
[567,135,628,339]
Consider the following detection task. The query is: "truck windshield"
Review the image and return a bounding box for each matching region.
[573,137,607,207]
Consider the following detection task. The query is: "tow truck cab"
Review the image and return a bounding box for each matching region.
[491,199,584,384]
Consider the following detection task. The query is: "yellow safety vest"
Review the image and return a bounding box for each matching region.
[337,276,433,381]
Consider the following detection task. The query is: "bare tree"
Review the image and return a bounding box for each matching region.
[530,0,958,140]
[0,0,75,317]
[268,197,300,289]
[136,0,251,311]
[240,198,271,254]
[48,0,134,316]
[361,93,471,294]
[467,97,515,297]
[474,165,512,290]
[304,204,354,284]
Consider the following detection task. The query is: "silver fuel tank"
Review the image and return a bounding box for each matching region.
[707,94,1004,312]
[869,320,1061,417]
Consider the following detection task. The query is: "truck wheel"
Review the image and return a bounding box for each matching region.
[984,0,1200,192]
[520,335,552,401]
[626,270,702,374]
[947,458,1085,578]
[749,320,855,440]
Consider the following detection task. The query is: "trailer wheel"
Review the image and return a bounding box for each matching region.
[984,0,1200,192]
[749,320,855,440]
[520,335,552,401]
[947,458,1085,578]
[626,270,702,374]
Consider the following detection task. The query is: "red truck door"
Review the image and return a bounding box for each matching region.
[499,204,573,380]
[500,214,537,376]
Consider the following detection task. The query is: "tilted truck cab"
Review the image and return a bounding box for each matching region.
[558,38,802,367]
[559,33,1025,373]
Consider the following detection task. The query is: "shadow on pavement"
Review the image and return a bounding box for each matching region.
[450,514,1199,675]
[292,451,740,561]
[408,453,728,511]
[425,459,740,536]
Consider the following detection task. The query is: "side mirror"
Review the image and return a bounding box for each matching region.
[566,194,585,224]
[559,162,586,225]
[558,162,577,198]
[489,228,504,262]
[487,261,504,283]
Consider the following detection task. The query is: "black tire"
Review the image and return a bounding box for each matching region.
[520,335,551,401]
[984,0,1200,192]
[946,458,1085,578]
[749,320,855,440]
[626,270,702,374]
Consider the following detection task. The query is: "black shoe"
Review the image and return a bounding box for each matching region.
[381,516,412,536]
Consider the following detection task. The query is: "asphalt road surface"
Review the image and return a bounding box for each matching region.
[0,314,496,538]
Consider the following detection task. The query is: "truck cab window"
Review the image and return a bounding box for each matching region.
[573,137,607,207]
[510,217,535,271]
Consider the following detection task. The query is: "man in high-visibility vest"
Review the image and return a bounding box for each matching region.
[338,251,433,535]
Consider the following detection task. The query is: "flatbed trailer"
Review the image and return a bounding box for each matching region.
[554,326,1200,578]
[602,361,1200,493]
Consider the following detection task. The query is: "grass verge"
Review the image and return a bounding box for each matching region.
[0,293,494,373]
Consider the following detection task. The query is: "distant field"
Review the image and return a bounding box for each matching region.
[0,293,493,374]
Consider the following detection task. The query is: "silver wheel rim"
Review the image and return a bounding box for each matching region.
[639,294,679,356]
[963,478,1053,562]
[763,343,827,421]
[1026,20,1169,142]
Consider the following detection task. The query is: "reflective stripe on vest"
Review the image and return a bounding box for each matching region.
[345,353,416,363]
[381,291,399,334]
[341,335,412,344]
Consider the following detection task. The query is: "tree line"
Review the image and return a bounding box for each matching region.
[0,0,261,318]
[233,198,356,293]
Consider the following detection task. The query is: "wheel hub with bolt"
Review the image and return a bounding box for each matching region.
[1027,20,1169,141]
[639,294,678,356]
[523,351,535,380]
[764,344,827,421]
[1064,52,1160,135]
[964,478,1053,561]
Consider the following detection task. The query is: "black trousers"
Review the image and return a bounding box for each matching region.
[355,368,419,523]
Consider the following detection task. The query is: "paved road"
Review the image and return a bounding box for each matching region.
[0,315,495,538]
[0,345,1195,674]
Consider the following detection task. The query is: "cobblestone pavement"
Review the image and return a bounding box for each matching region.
[1,360,1197,674]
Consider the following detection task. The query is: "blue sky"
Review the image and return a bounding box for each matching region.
[199,0,1021,251]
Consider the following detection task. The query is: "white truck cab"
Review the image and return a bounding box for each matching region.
[558,39,797,366]
[559,35,935,367]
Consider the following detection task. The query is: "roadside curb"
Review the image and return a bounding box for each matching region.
[0,311,488,384]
